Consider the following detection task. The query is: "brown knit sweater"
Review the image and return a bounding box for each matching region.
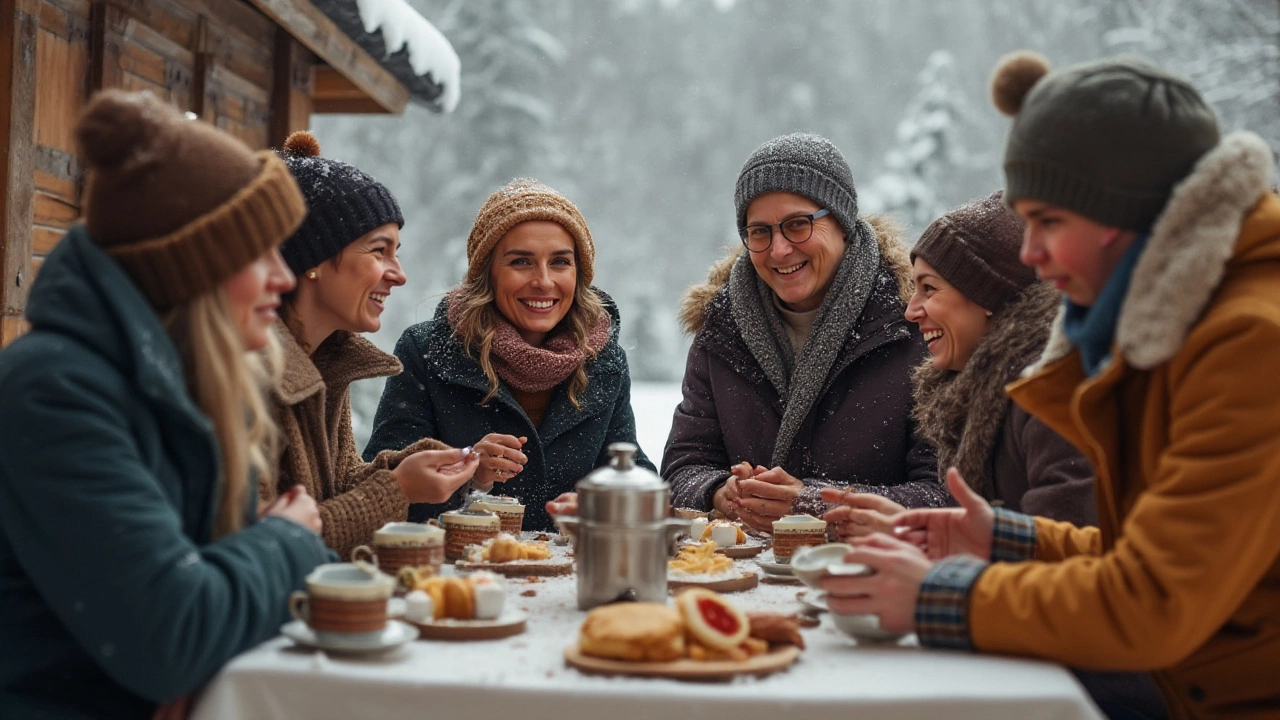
[265,319,448,560]
[509,386,553,428]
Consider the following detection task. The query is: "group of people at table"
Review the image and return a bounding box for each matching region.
[0,49,1276,720]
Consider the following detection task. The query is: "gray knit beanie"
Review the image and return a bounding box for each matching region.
[911,191,1035,312]
[734,133,859,239]
[991,51,1219,231]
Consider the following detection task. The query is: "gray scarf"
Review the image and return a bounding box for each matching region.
[728,219,881,467]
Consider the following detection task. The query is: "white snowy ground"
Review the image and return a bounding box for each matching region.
[629,381,683,467]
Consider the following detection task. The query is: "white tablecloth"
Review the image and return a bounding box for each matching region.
[192,550,1103,720]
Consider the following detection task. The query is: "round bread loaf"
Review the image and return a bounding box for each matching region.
[578,603,686,662]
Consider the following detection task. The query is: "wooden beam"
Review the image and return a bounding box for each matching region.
[89,1,125,92]
[243,0,406,114]
[269,28,313,146]
[1,0,39,333]
[312,64,386,113]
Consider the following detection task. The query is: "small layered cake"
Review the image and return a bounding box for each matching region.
[471,496,525,536]
[440,510,501,561]
[771,514,828,562]
[370,522,444,575]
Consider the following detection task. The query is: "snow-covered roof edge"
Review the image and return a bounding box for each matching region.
[312,0,460,113]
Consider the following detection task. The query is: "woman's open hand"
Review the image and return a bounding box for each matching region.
[892,468,994,560]
[392,447,481,504]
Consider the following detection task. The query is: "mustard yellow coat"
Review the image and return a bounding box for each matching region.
[987,133,1280,720]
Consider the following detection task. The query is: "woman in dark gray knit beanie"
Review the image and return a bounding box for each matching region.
[664,132,945,537]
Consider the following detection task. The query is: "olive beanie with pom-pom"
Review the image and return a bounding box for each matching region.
[277,130,404,276]
[77,90,306,309]
[990,51,1220,230]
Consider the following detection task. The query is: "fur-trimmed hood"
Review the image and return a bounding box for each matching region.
[678,214,913,335]
[1030,131,1277,373]
[913,281,1060,500]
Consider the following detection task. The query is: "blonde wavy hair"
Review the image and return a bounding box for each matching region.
[452,256,606,410]
[165,289,282,538]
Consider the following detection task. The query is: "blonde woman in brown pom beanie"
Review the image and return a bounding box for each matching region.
[0,91,332,719]
[269,131,478,561]
[365,179,652,532]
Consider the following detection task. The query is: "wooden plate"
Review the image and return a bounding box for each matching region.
[564,644,799,680]
[719,543,768,559]
[454,558,573,577]
[669,571,758,593]
[407,609,528,640]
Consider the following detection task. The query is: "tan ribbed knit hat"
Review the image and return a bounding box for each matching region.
[75,90,306,309]
[465,179,594,285]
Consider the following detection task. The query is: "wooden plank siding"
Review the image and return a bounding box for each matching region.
[1,0,413,347]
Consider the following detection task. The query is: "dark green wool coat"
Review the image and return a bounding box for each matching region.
[0,227,332,720]
[364,293,654,531]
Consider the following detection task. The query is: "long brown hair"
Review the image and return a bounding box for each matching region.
[165,289,282,537]
[451,253,606,409]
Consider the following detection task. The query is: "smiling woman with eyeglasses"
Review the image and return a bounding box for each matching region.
[663,132,947,531]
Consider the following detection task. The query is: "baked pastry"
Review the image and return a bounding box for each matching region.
[578,603,686,662]
[479,533,552,563]
[415,576,476,620]
[676,588,749,650]
[687,636,768,662]
[746,612,805,649]
[668,541,734,578]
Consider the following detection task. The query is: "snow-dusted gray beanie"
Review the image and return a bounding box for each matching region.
[734,133,859,239]
[911,190,1035,312]
[277,130,404,276]
[992,52,1219,231]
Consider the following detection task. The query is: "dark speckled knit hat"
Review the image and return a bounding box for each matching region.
[277,131,404,276]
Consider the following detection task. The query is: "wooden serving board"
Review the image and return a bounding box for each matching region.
[408,610,528,640]
[669,571,758,594]
[564,644,800,680]
[454,558,573,577]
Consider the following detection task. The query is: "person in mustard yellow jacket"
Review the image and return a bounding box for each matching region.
[821,52,1280,720]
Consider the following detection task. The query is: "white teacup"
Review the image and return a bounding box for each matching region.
[288,562,395,643]
[790,543,871,588]
[830,611,906,644]
[352,522,445,576]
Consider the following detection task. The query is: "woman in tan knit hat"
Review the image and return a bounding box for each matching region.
[365,178,652,532]
[270,131,478,561]
[0,90,332,719]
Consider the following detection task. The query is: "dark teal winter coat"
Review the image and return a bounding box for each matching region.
[0,227,332,719]
[364,293,653,531]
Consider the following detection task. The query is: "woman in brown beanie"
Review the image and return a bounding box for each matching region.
[822,191,1096,537]
[0,91,332,719]
[270,131,478,561]
[364,178,652,532]
[824,191,1167,719]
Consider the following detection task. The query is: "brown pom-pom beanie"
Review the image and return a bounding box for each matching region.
[990,52,1220,231]
[911,191,1035,312]
[465,179,595,285]
[76,90,306,309]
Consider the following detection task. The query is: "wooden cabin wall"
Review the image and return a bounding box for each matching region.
[0,0,315,346]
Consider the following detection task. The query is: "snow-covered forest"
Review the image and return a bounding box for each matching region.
[313,0,1280,450]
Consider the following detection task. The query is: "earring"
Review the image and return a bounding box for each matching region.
[985,310,993,317]
[307,270,317,280]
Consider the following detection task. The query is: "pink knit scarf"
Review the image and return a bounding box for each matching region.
[447,292,611,392]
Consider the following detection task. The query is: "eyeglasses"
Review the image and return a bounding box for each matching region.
[739,209,830,253]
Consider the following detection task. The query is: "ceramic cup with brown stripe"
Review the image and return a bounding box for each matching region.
[470,497,525,535]
[440,509,501,561]
[771,514,829,563]
[351,522,446,576]
[288,562,395,643]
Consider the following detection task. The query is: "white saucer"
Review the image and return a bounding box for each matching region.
[755,552,793,577]
[281,619,418,654]
[800,590,828,613]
